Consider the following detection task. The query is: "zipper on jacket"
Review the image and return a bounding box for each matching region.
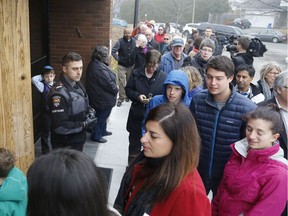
[209,111,220,177]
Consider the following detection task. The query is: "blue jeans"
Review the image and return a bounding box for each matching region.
[91,108,112,140]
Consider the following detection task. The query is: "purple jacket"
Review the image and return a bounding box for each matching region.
[212,138,288,216]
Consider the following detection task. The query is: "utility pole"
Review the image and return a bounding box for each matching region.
[192,0,196,23]
[133,0,139,28]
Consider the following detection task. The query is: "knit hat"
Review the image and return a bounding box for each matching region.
[43,65,53,70]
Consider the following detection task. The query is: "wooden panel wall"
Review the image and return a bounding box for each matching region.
[0,0,34,172]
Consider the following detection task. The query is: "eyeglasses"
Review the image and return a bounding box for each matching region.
[146,63,159,69]
[201,48,213,53]
[158,29,163,31]
[164,38,169,40]
[268,72,280,75]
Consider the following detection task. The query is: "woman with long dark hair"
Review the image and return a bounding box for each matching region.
[27,149,118,216]
[115,103,211,216]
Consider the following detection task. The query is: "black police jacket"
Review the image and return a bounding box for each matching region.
[48,75,89,146]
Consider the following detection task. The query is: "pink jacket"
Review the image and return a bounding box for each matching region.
[212,138,288,216]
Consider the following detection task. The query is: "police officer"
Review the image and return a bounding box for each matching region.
[49,52,96,151]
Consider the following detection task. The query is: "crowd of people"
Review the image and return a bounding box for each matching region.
[1,19,287,216]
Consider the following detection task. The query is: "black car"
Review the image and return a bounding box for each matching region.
[197,22,251,38]
[231,18,251,29]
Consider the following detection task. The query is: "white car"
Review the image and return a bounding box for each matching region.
[182,23,200,36]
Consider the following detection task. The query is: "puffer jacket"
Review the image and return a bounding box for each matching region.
[0,167,28,216]
[190,85,257,179]
[212,139,288,216]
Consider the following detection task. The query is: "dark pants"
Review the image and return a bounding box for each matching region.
[51,128,86,152]
[200,175,222,198]
[128,126,142,165]
[41,112,51,154]
[92,108,112,140]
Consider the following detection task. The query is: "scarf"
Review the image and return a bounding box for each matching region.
[115,153,165,216]
[259,79,272,100]
[126,156,166,216]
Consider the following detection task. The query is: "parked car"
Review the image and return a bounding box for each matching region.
[250,30,287,43]
[182,23,200,36]
[197,22,252,39]
[231,18,251,29]
[112,18,128,27]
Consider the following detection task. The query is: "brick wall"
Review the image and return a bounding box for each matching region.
[49,0,112,80]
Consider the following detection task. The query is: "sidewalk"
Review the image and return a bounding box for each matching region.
[34,101,130,206]
[92,101,130,206]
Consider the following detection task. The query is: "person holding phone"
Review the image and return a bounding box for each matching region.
[125,50,166,165]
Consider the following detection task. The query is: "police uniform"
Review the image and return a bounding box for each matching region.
[48,74,89,151]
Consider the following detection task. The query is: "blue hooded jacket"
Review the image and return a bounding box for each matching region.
[141,70,189,135]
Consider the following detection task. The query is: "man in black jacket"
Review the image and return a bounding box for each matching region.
[49,52,96,151]
[112,28,136,107]
[145,28,160,51]
[231,37,254,84]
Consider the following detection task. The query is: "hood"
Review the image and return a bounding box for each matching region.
[162,70,190,106]
[0,167,27,201]
[233,138,288,166]
[236,53,254,65]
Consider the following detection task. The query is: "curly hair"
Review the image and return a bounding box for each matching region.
[91,45,109,65]
[0,148,16,178]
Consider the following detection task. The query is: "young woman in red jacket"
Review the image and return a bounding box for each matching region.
[114,103,211,216]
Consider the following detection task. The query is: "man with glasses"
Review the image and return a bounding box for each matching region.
[160,36,187,74]
[160,35,171,54]
[203,27,221,55]
[183,39,215,87]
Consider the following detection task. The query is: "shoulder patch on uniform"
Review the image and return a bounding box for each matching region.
[52,96,61,107]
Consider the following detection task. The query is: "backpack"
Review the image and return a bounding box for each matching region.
[248,38,267,57]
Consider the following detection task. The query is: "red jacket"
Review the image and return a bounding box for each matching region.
[154,33,165,43]
[125,164,211,216]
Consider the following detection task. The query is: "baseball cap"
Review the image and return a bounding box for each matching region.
[43,65,53,70]
[171,38,184,47]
